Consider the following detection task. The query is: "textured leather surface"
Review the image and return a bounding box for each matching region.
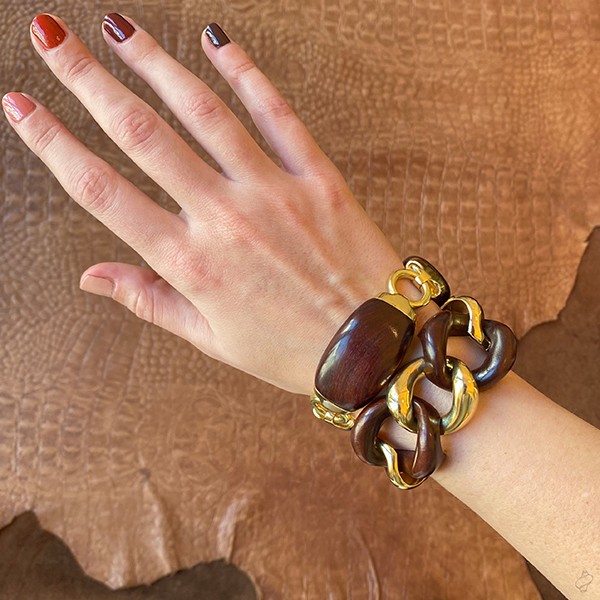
[0,512,258,599]
[3,0,597,596]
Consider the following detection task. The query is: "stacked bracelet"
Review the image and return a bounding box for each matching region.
[310,256,518,490]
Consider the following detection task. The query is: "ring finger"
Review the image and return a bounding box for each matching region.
[101,14,279,183]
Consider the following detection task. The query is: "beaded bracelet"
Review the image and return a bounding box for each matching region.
[310,256,518,490]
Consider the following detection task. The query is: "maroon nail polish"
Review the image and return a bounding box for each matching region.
[31,14,66,49]
[205,23,230,48]
[103,13,135,43]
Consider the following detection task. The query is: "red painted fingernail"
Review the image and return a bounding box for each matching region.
[103,13,135,43]
[2,93,36,123]
[31,14,66,49]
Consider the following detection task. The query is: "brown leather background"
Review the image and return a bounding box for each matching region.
[2,0,598,597]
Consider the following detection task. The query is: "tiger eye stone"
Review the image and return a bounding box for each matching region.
[315,298,415,411]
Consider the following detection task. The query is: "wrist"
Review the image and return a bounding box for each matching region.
[306,256,518,492]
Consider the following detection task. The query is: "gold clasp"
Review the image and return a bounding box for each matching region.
[386,256,449,310]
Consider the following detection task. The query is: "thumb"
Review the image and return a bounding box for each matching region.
[79,262,216,355]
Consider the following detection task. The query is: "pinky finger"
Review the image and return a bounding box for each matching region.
[80,263,218,359]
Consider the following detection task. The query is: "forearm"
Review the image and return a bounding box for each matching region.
[377,292,600,599]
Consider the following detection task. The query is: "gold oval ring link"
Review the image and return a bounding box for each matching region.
[386,356,479,435]
[310,391,356,430]
[387,269,433,308]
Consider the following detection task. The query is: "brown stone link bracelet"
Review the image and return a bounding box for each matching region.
[310,256,518,490]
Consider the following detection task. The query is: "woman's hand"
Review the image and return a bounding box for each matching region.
[3,13,406,396]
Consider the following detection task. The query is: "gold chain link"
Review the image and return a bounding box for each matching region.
[441,295,491,350]
[386,356,479,435]
[377,440,429,489]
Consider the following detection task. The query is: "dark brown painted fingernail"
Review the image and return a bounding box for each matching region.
[31,14,66,49]
[205,23,230,48]
[103,13,135,43]
[2,93,36,123]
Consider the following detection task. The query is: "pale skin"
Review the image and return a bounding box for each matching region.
[3,13,599,599]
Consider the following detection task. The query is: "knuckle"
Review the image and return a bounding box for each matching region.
[277,196,305,228]
[316,174,353,213]
[31,121,63,155]
[135,40,161,69]
[229,58,255,85]
[284,171,350,214]
[181,91,224,125]
[112,107,160,153]
[167,240,217,292]
[72,164,115,214]
[255,95,294,121]
[228,215,253,243]
[63,54,97,84]
[327,183,351,213]
[224,211,265,251]
[132,286,155,324]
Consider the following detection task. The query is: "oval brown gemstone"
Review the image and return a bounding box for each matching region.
[315,298,415,411]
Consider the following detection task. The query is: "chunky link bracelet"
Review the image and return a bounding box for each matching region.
[310,257,518,490]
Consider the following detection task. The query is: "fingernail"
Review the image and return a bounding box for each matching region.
[103,13,135,43]
[204,23,230,48]
[80,275,114,297]
[2,93,36,123]
[31,14,66,49]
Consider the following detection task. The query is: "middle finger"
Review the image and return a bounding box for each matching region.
[30,13,223,215]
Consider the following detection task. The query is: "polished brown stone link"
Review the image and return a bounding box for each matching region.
[315,298,415,412]
[419,310,455,390]
[418,309,518,391]
[350,395,445,479]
